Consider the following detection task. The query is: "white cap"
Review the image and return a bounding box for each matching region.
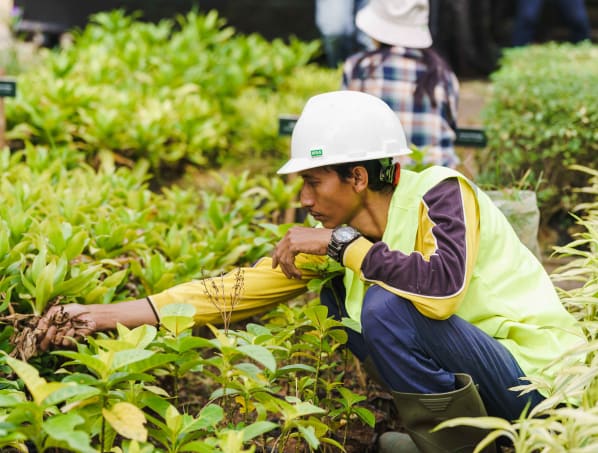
[356,0,432,49]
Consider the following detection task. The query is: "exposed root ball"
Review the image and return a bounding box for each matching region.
[0,306,91,361]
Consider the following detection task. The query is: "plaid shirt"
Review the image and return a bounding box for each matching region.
[342,46,460,168]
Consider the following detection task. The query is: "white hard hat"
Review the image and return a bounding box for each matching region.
[277,91,411,175]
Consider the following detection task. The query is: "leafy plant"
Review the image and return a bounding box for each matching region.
[6,9,327,176]
[434,166,598,452]
[479,42,598,226]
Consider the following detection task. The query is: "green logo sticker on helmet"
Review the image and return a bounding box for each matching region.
[310,148,323,158]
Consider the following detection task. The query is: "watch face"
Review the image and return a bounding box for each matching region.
[335,226,358,242]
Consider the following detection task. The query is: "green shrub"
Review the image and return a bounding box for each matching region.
[479,42,598,226]
[0,146,298,322]
[5,9,326,176]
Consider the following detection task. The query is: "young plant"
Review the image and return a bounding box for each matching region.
[53,323,176,451]
[326,386,376,446]
[155,303,213,406]
[0,354,100,453]
[295,304,348,404]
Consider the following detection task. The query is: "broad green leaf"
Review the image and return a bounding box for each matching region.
[164,404,182,432]
[354,407,376,427]
[4,355,64,404]
[216,430,246,453]
[0,393,23,407]
[241,421,277,441]
[328,329,348,344]
[103,402,148,442]
[104,323,157,350]
[43,384,100,406]
[179,440,217,453]
[175,335,215,353]
[112,349,155,370]
[55,351,110,378]
[51,255,68,287]
[123,353,179,374]
[43,412,95,453]
[275,364,317,375]
[341,316,362,333]
[55,265,102,296]
[297,424,320,449]
[337,387,366,406]
[197,403,224,429]
[236,344,276,372]
[160,303,196,335]
[102,269,128,288]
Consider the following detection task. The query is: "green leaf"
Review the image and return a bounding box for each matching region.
[178,440,216,452]
[242,421,277,441]
[116,323,157,349]
[297,424,320,449]
[43,412,96,453]
[102,269,128,288]
[54,265,102,296]
[42,384,100,406]
[160,303,196,335]
[63,229,88,261]
[4,355,64,404]
[327,328,348,344]
[0,394,23,407]
[236,344,276,372]
[34,260,56,313]
[124,353,179,374]
[175,335,215,353]
[30,247,47,282]
[353,407,376,427]
[55,351,110,378]
[112,349,155,370]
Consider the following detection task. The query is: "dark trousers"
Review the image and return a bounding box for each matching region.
[512,0,591,46]
[320,280,545,420]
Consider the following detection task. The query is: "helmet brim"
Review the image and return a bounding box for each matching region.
[277,148,412,174]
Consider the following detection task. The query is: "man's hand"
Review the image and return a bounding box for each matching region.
[271,226,332,279]
[36,303,97,351]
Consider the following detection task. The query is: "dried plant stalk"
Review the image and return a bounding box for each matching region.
[200,268,245,334]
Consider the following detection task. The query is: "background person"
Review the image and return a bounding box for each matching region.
[342,0,460,169]
[512,0,591,46]
[37,91,583,453]
[315,0,374,68]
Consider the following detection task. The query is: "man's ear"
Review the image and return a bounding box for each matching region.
[351,166,369,192]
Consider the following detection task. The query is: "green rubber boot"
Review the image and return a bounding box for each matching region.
[377,431,420,452]
[362,358,419,452]
[390,373,496,453]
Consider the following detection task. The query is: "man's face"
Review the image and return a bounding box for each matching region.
[298,167,360,229]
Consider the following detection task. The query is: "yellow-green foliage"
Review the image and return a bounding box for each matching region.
[5,9,326,174]
[0,146,298,315]
[440,167,598,452]
[480,42,598,224]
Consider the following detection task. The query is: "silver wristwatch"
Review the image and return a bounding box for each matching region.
[327,226,362,263]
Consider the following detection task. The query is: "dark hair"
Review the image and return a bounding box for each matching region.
[414,47,451,109]
[328,159,395,194]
